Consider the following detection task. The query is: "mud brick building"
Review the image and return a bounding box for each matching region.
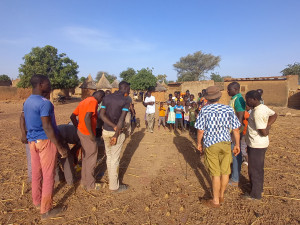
[220,75,299,108]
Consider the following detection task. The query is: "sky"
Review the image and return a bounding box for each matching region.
[0,0,300,81]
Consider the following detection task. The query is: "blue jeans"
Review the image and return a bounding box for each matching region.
[231,143,242,182]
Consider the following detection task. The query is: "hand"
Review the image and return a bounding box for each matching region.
[21,135,28,144]
[233,145,240,156]
[197,143,203,154]
[57,146,68,159]
[113,126,117,131]
[110,136,117,146]
[89,134,96,142]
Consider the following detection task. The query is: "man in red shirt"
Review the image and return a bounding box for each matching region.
[70,90,105,190]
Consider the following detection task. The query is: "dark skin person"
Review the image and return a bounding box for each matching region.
[100,85,130,145]
[227,85,244,124]
[143,91,155,107]
[70,92,104,142]
[246,97,278,136]
[24,79,68,158]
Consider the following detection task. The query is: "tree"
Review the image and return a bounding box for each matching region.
[210,73,223,82]
[120,68,136,82]
[173,51,221,82]
[130,68,157,90]
[18,45,79,89]
[0,74,11,82]
[281,62,300,80]
[79,76,86,83]
[95,71,117,83]
[156,74,167,83]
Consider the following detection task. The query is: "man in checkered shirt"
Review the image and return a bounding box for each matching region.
[195,86,241,208]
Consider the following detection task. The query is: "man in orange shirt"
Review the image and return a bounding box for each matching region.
[70,90,105,190]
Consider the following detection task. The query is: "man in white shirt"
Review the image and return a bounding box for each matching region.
[143,91,156,133]
[245,90,277,200]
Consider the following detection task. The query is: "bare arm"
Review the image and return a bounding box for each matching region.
[232,128,240,156]
[84,112,96,141]
[197,129,204,153]
[236,111,244,125]
[70,113,78,128]
[100,108,117,130]
[20,112,27,144]
[41,116,68,158]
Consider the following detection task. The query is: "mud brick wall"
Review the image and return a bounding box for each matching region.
[0,87,31,100]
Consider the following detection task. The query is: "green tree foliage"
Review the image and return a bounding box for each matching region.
[130,68,157,90]
[79,76,86,83]
[96,71,117,83]
[281,62,300,80]
[18,45,79,89]
[173,51,221,82]
[0,74,11,82]
[156,74,167,83]
[120,68,136,82]
[210,73,223,82]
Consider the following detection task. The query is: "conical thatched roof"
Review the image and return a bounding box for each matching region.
[155,81,167,92]
[79,75,97,89]
[161,80,168,87]
[86,74,93,82]
[96,73,112,89]
[111,79,119,88]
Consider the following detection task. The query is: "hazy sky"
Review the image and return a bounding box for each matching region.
[0,0,299,81]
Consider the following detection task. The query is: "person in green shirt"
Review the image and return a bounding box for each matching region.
[227,82,246,185]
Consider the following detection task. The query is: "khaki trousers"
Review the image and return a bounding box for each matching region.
[102,130,125,190]
[77,130,98,190]
[146,113,155,132]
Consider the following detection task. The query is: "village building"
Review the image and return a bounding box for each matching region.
[80,74,97,99]
[220,75,299,107]
[96,73,112,92]
[111,79,119,93]
[152,81,167,102]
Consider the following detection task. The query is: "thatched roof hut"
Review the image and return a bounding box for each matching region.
[155,82,167,92]
[79,74,97,89]
[111,79,119,88]
[79,74,97,99]
[96,73,112,90]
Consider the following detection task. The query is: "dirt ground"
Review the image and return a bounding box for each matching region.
[0,99,299,224]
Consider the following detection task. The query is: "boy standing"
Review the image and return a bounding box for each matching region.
[70,90,105,191]
[244,90,277,200]
[227,81,246,185]
[158,102,166,129]
[143,90,156,133]
[100,81,131,192]
[23,74,68,219]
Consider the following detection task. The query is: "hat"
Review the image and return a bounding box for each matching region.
[205,86,222,100]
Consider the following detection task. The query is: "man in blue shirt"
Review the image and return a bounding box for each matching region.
[195,86,241,208]
[23,74,68,220]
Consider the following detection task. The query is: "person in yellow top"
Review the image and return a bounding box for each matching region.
[158,102,166,130]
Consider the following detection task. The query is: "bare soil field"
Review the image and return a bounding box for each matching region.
[0,99,299,224]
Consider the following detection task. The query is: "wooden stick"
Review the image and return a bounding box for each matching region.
[21,181,25,195]
[263,194,300,201]
[0,199,14,202]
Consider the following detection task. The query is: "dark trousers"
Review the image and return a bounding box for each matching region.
[175,118,184,129]
[247,146,267,199]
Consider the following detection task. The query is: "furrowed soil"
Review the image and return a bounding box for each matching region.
[0,100,299,224]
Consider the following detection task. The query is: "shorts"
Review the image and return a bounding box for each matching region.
[204,141,232,176]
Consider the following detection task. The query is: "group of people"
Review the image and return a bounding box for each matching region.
[21,74,131,219]
[20,74,277,219]
[142,83,277,208]
[143,89,208,133]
